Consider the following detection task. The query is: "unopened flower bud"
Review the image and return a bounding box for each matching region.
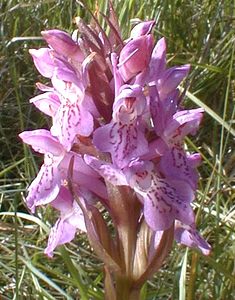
[130,20,155,38]
[42,29,84,62]
[118,35,154,82]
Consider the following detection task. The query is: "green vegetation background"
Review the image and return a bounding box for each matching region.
[0,0,234,299]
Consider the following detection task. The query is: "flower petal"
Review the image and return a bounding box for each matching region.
[160,146,199,189]
[73,170,108,200]
[67,201,86,232]
[128,162,195,230]
[42,29,84,62]
[29,48,55,78]
[165,108,204,141]
[26,160,61,212]
[30,92,60,117]
[44,218,76,257]
[118,35,154,82]
[187,153,202,168]
[19,129,64,156]
[51,186,73,212]
[130,20,155,38]
[51,98,94,151]
[93,121,148,168]
[51,187,87,232]
[158,65,190,98]
[142,177,195,230]
[84,155,128,186]
[175,222,211,255]
[148,37,166,80]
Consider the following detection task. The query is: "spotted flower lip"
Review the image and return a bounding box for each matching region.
[93,85,149,168]
[127,160,195,231]
[20,18,211,259]
[30,72,95,152]
[19,129,107,213]
[49,77,94,151]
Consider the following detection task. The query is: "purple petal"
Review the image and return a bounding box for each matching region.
[160,146,199,189]
[175,222,211,256]
[30,47,80,84]
[173,108,204,126]
[67,201,86,232]
[52,69,84,91]
[149,86,180,137]
[158,65,190,97]
[94,87,149,168]
[165,108,204,141]
[44,219,76,257]
[19,129,64,156]
[113,84,145,116]
[73,170,108,200]
[149,86,165,135]
[70,152,100,177]
[163,90,180,121]
[143,177,195,230]
[36,82,54,92]
[51,186,73,212]
[51,97,94,151]
[30,92,60,117]
[58,153,108,200]
[128,163,195,230]
[167,178,195,203]
[141,138,168,161]
[84,155,128,186]
[44,187,88,257]
[130,20,155,37]
[144,196,175,230]
[127,159,154,189]
[149,37,166,79]
[118,35,154,82]
[93,121,148,168]
[26,160,61,212]
[29,48,55,78]
[51,187,86,232]
[60,152,100,178]
[187,153,202,168]
[42,30,84,62]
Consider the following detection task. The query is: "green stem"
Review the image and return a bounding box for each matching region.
[115,275,141,300]
[187,252,198,300]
